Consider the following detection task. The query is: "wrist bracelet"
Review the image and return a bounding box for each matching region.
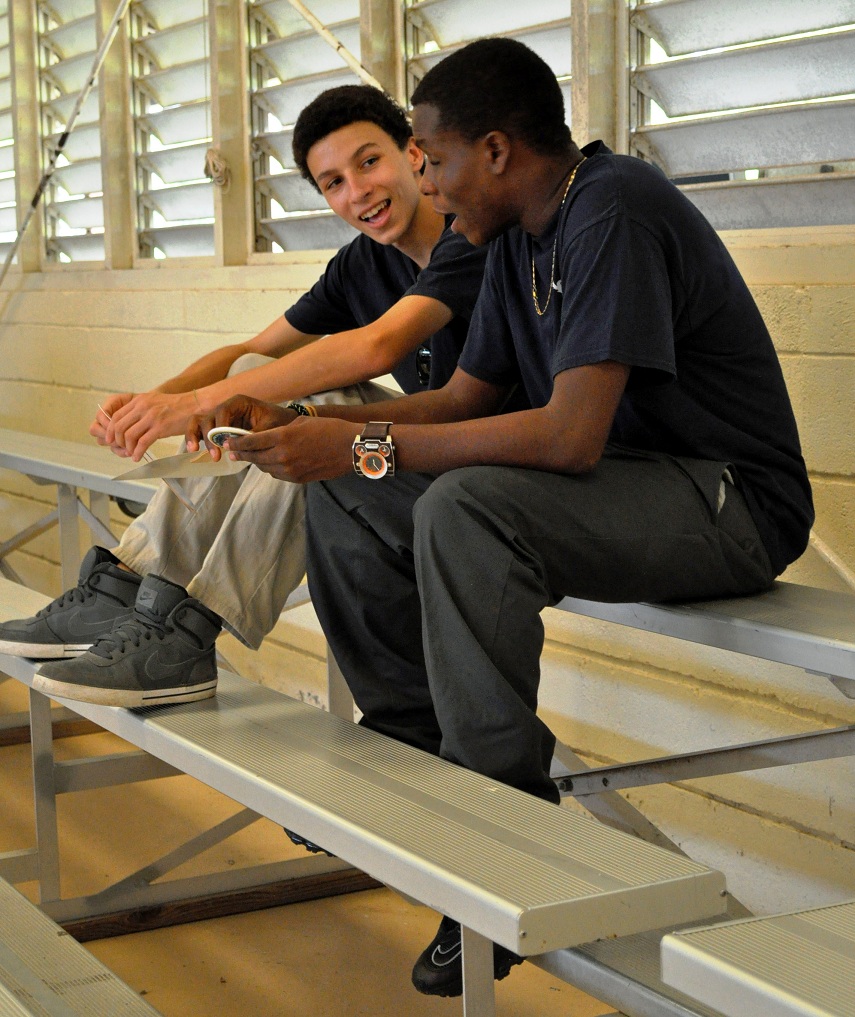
[283,401,317,417]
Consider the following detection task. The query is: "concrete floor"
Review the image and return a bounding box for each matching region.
[1,679,610,1017]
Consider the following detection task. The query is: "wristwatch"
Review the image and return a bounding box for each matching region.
[353,422,395,479]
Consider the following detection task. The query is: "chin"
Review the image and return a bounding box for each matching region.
[454,213,506,247]
[451,218,482,245]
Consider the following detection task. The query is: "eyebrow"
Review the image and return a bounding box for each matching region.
[314,142,382,184]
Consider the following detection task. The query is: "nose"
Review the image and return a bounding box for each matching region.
[344,172,371,205]
[419,165,438,196]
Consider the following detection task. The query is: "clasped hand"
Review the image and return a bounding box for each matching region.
[186,394,358,483]
[90,391,196,461]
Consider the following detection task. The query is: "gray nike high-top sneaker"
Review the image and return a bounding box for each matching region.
[0,546,141,659]
[34,574,221,707]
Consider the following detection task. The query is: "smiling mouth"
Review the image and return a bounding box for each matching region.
[360,198,391,223]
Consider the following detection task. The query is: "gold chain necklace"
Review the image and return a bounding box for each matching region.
[531,157,585,317]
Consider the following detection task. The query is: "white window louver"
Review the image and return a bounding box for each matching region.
[0,0,14,264]
[404,0,572,123]
[131,0,214,259]
[248,0,362,253]
[37,0,104,263]
[631,0,855,230]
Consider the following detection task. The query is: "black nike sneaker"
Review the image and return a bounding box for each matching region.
[33,574,221,707]
[411,915,522,997]
[0,546,141,659]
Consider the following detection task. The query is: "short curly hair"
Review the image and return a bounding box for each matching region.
[292,85,412,192]
[411,38,571,156]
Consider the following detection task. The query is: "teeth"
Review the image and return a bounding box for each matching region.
[360,199,390,221]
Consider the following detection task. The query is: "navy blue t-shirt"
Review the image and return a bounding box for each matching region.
[284,217,486,393]
[460,141,813,574]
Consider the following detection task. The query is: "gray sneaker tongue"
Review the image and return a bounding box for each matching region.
[134,575,185,621]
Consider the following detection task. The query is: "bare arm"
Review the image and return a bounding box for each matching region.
[391,361,629,474]
[91,314,317,459]
[155,314,316,396]
[204,361,630,483]
[96,294,452,461]
[191,294,452,415]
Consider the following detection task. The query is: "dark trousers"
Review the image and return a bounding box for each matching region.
[306,448,776,803]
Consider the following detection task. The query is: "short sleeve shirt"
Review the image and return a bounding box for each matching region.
[284,217,486,393]
[459,142,813,574]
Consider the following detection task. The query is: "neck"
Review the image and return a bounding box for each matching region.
[521,143,584,237]
[393,194,446,269]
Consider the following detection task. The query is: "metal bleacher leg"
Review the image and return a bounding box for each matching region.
[28,688,61,903]
[85,490,118,549]
[56,483,82,590]
[326,649,355,721]
[461,926,497,1017]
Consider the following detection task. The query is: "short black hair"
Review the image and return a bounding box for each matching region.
[292,85,412,191]
[411,38,571,156]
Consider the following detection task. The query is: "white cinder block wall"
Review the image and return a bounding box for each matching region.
[0,227,853,916]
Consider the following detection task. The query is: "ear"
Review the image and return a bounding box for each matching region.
[405,137,425,173]
[483,131,511,176]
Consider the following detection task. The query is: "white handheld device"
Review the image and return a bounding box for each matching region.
[207,426,251,448]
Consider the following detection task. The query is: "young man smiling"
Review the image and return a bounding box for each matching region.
[2,85,487,704]
[152,38,813,996]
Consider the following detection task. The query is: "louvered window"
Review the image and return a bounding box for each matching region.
[405,0,572,120]
[248,0,362,252]
[131,0,214,259]
[631,0,855,229]
[0,0,14,264]
[37,0,104,263]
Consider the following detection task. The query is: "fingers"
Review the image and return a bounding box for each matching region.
[185,412,213,454]
[112,414,156,462]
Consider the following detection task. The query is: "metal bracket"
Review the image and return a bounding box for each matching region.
[555,725,855,797]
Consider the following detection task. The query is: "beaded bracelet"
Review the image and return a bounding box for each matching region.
[284,401,317,417]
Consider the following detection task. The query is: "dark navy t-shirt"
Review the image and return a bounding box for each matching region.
[284,217,486,393]
[460,141,813,574]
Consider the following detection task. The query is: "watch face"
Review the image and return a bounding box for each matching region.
[359,451,388,479]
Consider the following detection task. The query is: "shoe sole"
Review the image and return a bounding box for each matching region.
[412,954,523,997]
[31,673,218,708]
[0,640,90,659]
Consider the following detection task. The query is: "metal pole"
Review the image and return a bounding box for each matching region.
[285,0,385,91]
[0,0,134,290]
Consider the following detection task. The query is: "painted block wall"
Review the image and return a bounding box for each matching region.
[0,226,852,915]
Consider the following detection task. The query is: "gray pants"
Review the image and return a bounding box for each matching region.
[116,354,396,648]
[306,447,776,801]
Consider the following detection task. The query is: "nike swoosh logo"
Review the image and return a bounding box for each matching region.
[64,606,128,634]
[144,649,199,682]
[551,279,563,293]
[430,943,462,967]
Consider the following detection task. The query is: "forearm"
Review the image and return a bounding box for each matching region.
[158,315,317,402]
[391,407,598,476]
[190,349,343,412]
[225,295,454,408]
[154,344,251,396]
[391,362,631,475]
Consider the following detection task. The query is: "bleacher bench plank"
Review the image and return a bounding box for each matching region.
[0,877,161,1016]
[558,581,855,699]
[661,900,855,1017]
[0,427,158,506]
